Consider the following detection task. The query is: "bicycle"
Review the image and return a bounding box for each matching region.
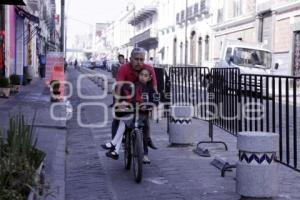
[123,109,144,183]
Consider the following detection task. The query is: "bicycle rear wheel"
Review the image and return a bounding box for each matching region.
[132,129,143,183]
[124,132,131,170]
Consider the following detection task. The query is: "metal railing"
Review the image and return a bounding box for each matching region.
[239,74,300,171]
[168,66,300,172]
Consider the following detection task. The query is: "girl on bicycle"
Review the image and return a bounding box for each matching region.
[101,68,158,163]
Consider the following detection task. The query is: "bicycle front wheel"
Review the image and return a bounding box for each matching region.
[124,132,131,170]
[132,129,143,183]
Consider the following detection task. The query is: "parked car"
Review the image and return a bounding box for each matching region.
[95,59,103,68]
[80,61,93,69]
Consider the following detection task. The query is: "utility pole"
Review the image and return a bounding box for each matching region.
[132,4,137,47]
[184,0,188,66]
[60,0,65,53]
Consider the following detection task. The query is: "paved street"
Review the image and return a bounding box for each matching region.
[63,67,300,200]
[1,67,300,199]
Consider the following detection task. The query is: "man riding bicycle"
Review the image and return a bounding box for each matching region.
[109,47,158,163]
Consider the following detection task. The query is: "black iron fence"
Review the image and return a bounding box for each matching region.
[168,66,300,172]
[169,67,210,118]
[239,74,300,171]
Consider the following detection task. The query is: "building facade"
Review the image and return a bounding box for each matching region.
[161,0,213,66]
[211,0,300,75]
[128,0,159,61]
[1,0,58,81]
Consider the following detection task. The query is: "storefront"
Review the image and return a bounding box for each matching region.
[0,5,5,76]
[15,6,39,82]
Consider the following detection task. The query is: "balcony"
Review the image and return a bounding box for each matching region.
[130,28,158,46]
[176,2,205,24]
[128,6,157,25]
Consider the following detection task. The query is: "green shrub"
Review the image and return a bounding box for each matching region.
[0,76,9,88]
[9,75,20,85]
[0,114,46,199]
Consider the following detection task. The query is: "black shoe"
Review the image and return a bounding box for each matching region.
[101,142,115,150]
[147,138,157,150]
[108,103,114,108]
[106,151,119,160]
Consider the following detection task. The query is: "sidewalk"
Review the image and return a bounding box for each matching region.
[88,68,300,200]
[0,78,66,200]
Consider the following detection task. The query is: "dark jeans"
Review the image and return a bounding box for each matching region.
[39,65,45,78]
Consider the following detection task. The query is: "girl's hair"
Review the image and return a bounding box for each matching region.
[139,68,152,83]
[140,68,151,76]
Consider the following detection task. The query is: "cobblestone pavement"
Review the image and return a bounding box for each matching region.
[65,67,300,200]
[65,68,115,200]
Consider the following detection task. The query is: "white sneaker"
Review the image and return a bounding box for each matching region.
[143,155,151,164]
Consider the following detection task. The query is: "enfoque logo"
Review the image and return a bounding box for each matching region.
[50,74,266,128]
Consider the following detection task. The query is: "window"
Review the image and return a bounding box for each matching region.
[233,0,242,17]
[176,13,180,24]
[233,48,271,68]
[198,37,202,66]
[149,17,153,25]
[181,10,185,22]
[173,38,177,65]
[180,42,183,64]
[225,48,232,64]
[217,0,225,23]
[190,31,196,64]
[205,35,209,61]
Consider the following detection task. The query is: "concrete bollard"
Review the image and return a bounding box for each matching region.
[169,105,195,145]
[236,132,279,198]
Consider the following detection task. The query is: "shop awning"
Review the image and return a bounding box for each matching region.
[1,0,26,5]
[15,6,39,24]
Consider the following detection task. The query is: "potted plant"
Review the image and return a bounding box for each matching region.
[9,74,21,93]
[50,80,61,102]
[0,76,10,97]
[0,114,46,199]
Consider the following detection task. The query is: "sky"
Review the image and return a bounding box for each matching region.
[54,0,153,52]
[55,0,129,36]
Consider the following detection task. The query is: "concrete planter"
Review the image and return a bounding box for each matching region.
[0,87,11,97]
[169,105,195,145]
[236,132,279,198]
[11,84,21,93]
